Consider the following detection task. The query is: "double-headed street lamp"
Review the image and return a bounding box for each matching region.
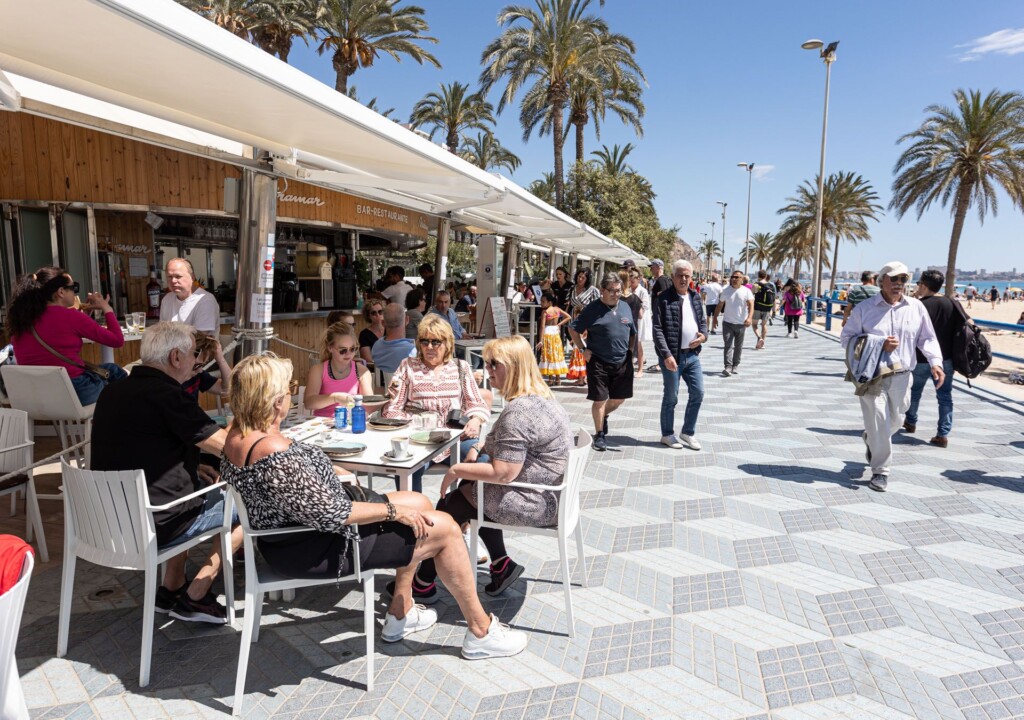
[737,163,755,275]
[802,38,838,298]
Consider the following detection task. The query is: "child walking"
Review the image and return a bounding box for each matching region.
[536,292,571,384]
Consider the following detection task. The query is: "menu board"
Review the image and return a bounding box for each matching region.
[491,297,511,338]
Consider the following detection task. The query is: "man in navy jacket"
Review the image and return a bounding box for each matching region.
[652,259,707,450]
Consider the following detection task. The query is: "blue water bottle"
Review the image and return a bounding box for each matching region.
[334,405,348,431]
[351,395,366,434]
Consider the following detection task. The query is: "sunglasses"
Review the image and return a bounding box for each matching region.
[890,275,910,284]
[335,346,359,354]
[730,276,743,281]
[369,309,383,316]
[485,360,501,371]
[419,338,444,348]
[63,281,81,293]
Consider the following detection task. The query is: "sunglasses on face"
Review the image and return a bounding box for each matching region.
[63,281,81,293]
[419,338,444,348]
[485,360,498,371]
[890,275,910,284]
[335,346,359,355]
[731,276,743,281]
[369,309,383,316]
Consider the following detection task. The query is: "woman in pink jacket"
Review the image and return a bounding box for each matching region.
[782,282,806,338]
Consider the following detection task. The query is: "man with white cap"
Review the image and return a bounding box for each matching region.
[840,261,944,492]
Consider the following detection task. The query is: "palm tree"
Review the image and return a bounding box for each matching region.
[697,238,721,274]
[771,223,817,282]
[250,0,317,62]
[591,143,634,176]
[739,232,775,272]
[480,0,643,209]
[460,132,522,173]
[316,0,440,95]
[346,86,396,119]
[775,172,882,293]
[890,89,1024,296]
[177,0,255,38]
[568,71,644,163]
[528,172,556,204]
[409,82,495,153]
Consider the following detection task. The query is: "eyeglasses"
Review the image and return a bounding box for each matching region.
[603,288,622,294]
[890,275,910,284]
[369,309,383,316]
[419,338,444,348]
[63,281,81,293]
[730,276,743,280]
[335,346,359,355]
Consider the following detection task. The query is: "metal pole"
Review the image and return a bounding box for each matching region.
[743,167,753,276]
[434,216,451,294]
[708,221,715,270]
[812,56,833,299]
[234,168,278,357]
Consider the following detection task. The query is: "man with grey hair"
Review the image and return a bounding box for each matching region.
[91,322,241,624]
[160,258,220,333]
[569,272,637,451]
[372,303,417,373]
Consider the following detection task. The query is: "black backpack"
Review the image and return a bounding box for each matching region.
[951,302,992,386]
[754,282,776,309]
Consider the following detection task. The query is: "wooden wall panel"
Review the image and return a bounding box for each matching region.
[94,211,154,313]
[0,113,239,209]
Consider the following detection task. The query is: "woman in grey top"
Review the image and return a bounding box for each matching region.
[411,336,574,599]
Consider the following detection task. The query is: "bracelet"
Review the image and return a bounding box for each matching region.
[384,501,396,522]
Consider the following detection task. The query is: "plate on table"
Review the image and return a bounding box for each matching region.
[210,415,231,428]
[409,429,458,445]
[315,440,367,457]
[367,413,410,431]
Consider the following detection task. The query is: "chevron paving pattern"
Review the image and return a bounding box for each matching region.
[8,326,1024,719]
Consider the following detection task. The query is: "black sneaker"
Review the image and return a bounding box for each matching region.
[169,590,227,625]
[384,578,439,605]
[484,558,525,596]
[594,432,607,451]
[155,579,189,614]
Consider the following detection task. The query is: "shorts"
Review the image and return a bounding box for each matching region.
[753,309,772,322]
[160,488,239,549]
[258,520,417,580]
[586,353,634,401]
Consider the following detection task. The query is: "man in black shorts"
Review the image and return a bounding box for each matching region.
[569,272,637,451]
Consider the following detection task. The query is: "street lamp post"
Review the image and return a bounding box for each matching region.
[737,163,755,275]
[802,38,838,299]
[707,220,716,271]
[716,201,727,276]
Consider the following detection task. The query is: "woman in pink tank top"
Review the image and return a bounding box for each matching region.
[304,322,374,418]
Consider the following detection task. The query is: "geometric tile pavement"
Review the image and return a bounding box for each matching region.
[6,326,1024,718]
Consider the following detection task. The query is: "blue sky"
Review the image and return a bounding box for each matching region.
[288,1,1024,274]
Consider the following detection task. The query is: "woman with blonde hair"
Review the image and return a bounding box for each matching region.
[412,336,573,599]
[304,322,375,418]
[221,353,527,657]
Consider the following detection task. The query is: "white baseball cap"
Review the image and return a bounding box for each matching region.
[878,261,910,278]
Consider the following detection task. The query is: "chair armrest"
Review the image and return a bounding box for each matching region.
[0,442,34,454]
[147,481,226,512]
[470,476,567,493]
[247,522,360,538]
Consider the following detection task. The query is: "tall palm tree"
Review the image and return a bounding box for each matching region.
[776,172,882,293]
[890,89,1024,296]
[739,232,775,271]
[177,0,255,38]
[409,82,495,153]
[316,0,440,95]
[460,132,522,173]
[568,70,644,163]
[591,143,634,176]
[528,172,556,204]
[250,0,317,62]
[697,238,721,274]
[480,0,643,209]
[771,223,817,282]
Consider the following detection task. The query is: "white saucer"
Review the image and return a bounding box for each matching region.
[382,451,413,462]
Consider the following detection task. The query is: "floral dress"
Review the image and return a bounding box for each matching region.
[539,307,568,379]
[567,285,600,381]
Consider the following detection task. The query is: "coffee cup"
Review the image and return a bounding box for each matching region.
[390,436,410,458]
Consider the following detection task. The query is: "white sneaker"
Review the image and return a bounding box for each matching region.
[787,332,793,338]
[794,332,799,338]
[679,434,702,451]
[381,604,438,643]
[462,614,528,660]
[661,434,684,449]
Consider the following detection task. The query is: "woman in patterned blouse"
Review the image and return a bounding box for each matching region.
[221,353,527,657]
[381,314,490,492]
[568,267,600,315]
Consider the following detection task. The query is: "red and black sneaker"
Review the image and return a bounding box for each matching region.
[484,557,524,596]
[384,578,439,605]
[169,590,228,625]
[155,578,189,614]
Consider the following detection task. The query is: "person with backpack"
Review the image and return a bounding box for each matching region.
[840,261,944,493]
[782,282,806,338]
[902,269,964,448]
[752,270,776,349]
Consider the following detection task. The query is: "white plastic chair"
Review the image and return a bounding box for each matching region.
[373,369,395,395]
[0,410,48,562]
[57,463,235,688]
[469,429,592,637]
[0,550,32,720]
[0,366,94,472]
[228,487,374,715]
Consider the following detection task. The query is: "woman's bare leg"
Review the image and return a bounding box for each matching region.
[384,491,432,619]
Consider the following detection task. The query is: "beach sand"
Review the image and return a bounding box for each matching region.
[812,294,1024,401]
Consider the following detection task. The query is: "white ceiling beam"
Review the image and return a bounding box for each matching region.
[0,68,22,111]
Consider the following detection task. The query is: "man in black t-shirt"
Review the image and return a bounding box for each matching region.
[91,322,240,624]
[903,269,964,448]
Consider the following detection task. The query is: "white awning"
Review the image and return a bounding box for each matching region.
[0,0,647,265]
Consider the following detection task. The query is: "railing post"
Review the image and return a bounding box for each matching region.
[806,296,814,324]
[825,300,832,332]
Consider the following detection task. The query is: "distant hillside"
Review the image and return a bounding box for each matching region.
[671,237,703,272]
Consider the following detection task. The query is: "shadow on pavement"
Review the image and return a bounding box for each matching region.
[806,427,863,437]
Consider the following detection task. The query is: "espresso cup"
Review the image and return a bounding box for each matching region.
[390,436,410,458]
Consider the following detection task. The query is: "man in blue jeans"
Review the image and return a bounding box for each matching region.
[652,259,707,450]
[903,269,963,448]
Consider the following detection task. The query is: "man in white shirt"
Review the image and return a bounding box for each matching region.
[159,258,220,334]
[381,265,411,307]
[701,274,723,335]
[712,271,754,376]
[840,261,944,492]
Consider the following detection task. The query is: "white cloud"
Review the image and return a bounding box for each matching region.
[956,28,1024,62]
[752,164,775,180]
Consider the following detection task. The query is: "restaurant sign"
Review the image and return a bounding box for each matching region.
[277,180,325,207]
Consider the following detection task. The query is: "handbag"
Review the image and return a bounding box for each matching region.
[445,359,469,429]
[341,482,387,504]
[30,327,111,380]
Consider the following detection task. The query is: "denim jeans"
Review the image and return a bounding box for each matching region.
[160,487,238,550]
[70,363,128,406]
[660,350,705,437]
[407,436,480,493]
[905,358,953,437]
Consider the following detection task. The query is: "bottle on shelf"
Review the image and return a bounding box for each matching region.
[351,395,366,434]
[146,267,162,320]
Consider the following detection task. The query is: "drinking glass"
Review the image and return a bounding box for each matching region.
[125,314,137,332]
[134,312,147,332]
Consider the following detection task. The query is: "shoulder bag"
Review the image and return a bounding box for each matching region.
[30,327,111,380]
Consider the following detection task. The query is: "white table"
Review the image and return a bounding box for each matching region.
[281,417,462,492]
[454,338,486,364]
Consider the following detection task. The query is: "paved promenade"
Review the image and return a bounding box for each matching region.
[7,325,1024,719]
